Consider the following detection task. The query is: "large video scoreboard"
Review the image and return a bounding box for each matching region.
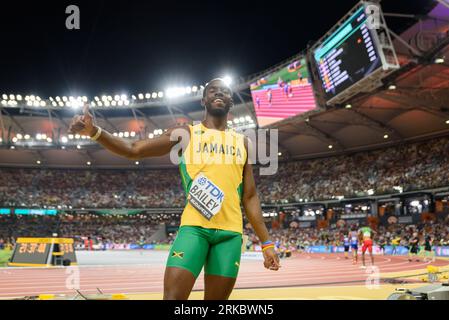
[310,1,399,105]
[250,57,317,127]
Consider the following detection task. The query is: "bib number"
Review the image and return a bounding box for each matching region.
[188,174,224,220]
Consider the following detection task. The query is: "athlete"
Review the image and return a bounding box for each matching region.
[391,235,401,255]
[423,235,435,263]
[408,232,420,262]
[68,78,280,300]
[378,235,386,256]
[343,233,350,259]
[358,225,376,268]
[348,227,359,264]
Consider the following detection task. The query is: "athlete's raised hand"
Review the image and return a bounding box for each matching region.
[263,247,280,271]
[68,103,96,136]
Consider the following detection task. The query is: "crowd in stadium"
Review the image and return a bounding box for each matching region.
[1,210,448,253]
[1,136,448,209]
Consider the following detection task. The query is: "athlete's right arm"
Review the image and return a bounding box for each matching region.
[68,103,190,160]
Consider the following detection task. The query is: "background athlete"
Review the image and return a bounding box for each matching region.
[68,78,280,300]
[348,226,359,264]
[358,225,376,268]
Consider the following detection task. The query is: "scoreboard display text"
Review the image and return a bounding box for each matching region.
[8,238,77,267]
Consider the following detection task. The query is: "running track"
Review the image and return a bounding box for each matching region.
[0,254,448,298]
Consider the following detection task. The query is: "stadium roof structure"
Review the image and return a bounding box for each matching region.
[0,2,448,169]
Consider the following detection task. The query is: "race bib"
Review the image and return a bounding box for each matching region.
[188,173,225,220]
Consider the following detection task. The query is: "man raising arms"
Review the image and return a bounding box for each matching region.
[68,78,280,300]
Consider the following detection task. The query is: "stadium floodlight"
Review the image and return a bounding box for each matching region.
[239,117,245,123]
[158,91,163,98]
[95,96,100,101]
[114,95,120,101]
[185,86,192,94]
[30,95,35,101]
[145,93,151,99]
[152,92,157,99]
[118,132,124,138]
[81,135,87,140]
[9,94,15,100]
[135,161,139,165]
[58,101,64,107]
[12,137,18,143]
[245,115,251,122]
[91,101,96,107]
[113,132,118,137]
[86,161,91,166]
[46,137,52,143]
[52,102,57,107]
[222,76,232,86]
[36,160,41,164]
[108,96,113,101]
[131,95,137,100]
[388,84,397,90]
[75,134,80,139]
[111,101,117,106]
[192,86,198,93]
[55,96,61,101]
[148,133,154,139]
[16,94,22,101]
[130,131,136,137]
[328,145,333,149]
[36,133,42,140]
[77,145,81,149]
[345,104,352,109]
[120,94,127,101]
[104,101,110,107]
[101,95,107,101]
[36,96,41,101]
[24,134,30,140]
[61,136,68,143]
[384,134,389,139]
[233,118,239,124]
[124,131,129,138]
[62,96,68,102]
[1,100,6,106]
[42,134,48,140]
[446,120,449,124]
[1,94,7,100]
[138,93,144,100]
[435,57,445,64]
[124,100,130,106]
[33,101,40,107]
[227,120,233,126]
[16,133,23,140]
[97,101,103,107]
[82,96,88,102]
[278,152,282,156]
[26,101,32,106]
[118,100,123,106]
[40,101,46,107]
[10,146,15,149]
[68,134,74,140]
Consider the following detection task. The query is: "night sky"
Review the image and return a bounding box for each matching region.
[0,0,435,97]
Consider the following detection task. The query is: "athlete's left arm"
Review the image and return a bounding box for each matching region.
[241,138,280,271]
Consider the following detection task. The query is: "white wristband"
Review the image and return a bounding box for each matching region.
[90,127,102,141]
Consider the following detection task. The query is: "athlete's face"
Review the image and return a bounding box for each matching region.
[202,80,233,117]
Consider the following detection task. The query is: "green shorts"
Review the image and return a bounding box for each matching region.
[166,226,242,279]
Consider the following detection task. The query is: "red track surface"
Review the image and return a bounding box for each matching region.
[0,253,448,298]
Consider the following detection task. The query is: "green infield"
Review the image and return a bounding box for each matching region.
[0,249,13,267]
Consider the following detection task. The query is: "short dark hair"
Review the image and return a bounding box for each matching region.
[202,78,232,98]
